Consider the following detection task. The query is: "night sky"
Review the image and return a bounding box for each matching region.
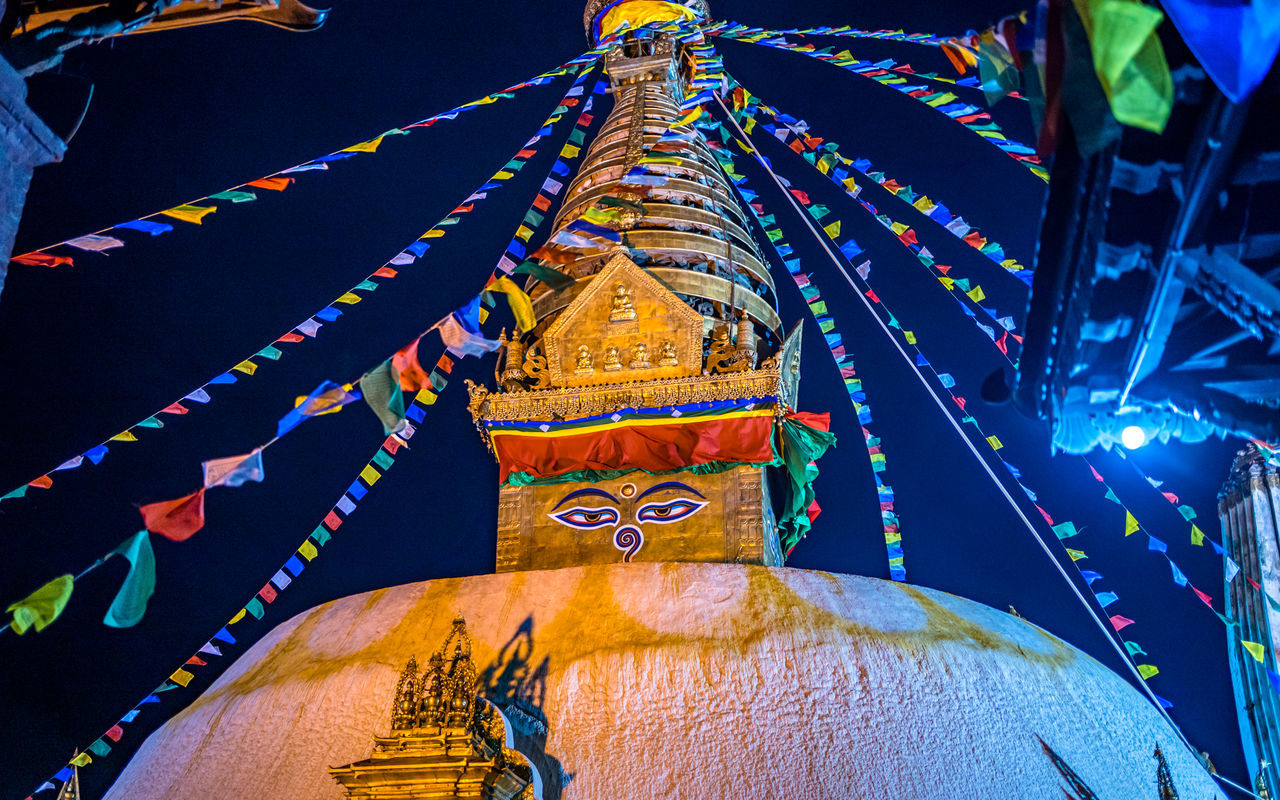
[0,1,1247,797]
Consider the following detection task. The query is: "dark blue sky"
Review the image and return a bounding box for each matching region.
[0,1,1246,797]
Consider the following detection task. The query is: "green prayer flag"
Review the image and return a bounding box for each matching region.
[359,359,406,435]
[245,597,265,620]
[513,261,575,291]
[1075,0,1173,133]
[1124,640,1147,656]
[1137,664,1159,679]
[7,574,73,635]
[88,738,112,757]
[1052,521,1080,539]
[103,531,156,628]
[209,190,257,203]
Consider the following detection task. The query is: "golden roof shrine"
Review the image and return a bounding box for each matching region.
[328,616,538,799]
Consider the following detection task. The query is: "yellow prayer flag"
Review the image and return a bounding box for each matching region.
[823,221,841,238]
[904,331,916,345]
[1124,510,1139,536]
[110,430,138,442]
[913,196,936,212]
[516,225,535,241]
[890,222,909,235]
[1137,664,1159,679]
[1066,548,1087,561]
[342,137,383,153]
[423,229,446,239]
[6,574,73,635]
[298,540,319,561]
[1190,524,1205,546]
[360,465,381,485]
[70,752,92,767]
[170,668,195,687]
[415,388,439,405]
[966,286,986,302]
[489,276,536,332]
[939,277,954,290]
[159,204,216,225]
[842,177,858,193]
[335,292,362,305]
[229,609,246,625]
[493,170,515,180]
[478,307,490,325]
[232,360,258,375]
[1243,640,1266,663]
[561,145,581,158]
[986,436,1003,450]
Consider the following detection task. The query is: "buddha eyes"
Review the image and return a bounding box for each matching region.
[548,506,620,530]
[636,498,707,524]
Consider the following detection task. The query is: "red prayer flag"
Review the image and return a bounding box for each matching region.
[277,332,305,343]
[323,510,343,530]
[373,266,398,278]
[897,229,918,246]
[882,179,903,192]
[936,264,951,274]
[1162,491,1179,504]
[185,655,207,666]
[1193,587,1213,608]
[995,331,1009,354]
[247,176,293,191]
[392,335,431,392]
[105,725,124,742]
[532,194,552,211]
[1089,465,1104,482]
[806,499,822,523]
[579,113,593,126]
[28,475,52,489]
[1036,504,1054,525]
[1250,577,1262,591]
[866,289,881,303]
[140,489,206,541]
[384,437,404,455]
[452,204,474,214]
[160,402,188,415]
[258,583,278,603]
[963,231,986,247]
[1109,614,1135,631]
[11,252,73,268]
[954,395,967,410]
[789,188,811,205]
[788,139,805,154]
[515,149,537,159]
[436,354,454,374]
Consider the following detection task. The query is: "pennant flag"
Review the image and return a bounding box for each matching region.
[247,176,293,191]
[66,234,125,252]
[1190,524,1205,546]
[277,381,360,436]
[139,489,207,541]
[1243,640,1267,663]
[823,220,841,238]
[513,260,575,291]
[359,359,407,435]
[11,252,73,268]
[488,277,536,332]
[103,531,156,628]
[6,574,73,635]
[159,204,217,225]
[1052,521,1079,539]
[1137,664,1159,679]
[1109,614,1135,631]
[434,297,501,357]
[1124,511,1139,536]
[202,449,265,488]
[116,219,173,236]
[392,335,432,392]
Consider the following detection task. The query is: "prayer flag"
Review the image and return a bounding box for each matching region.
[159,204,216,225]
[6,574,73,635]
[103,531,156,628]
[359,359,407,435]
[392,335,431,391]
[116,219,173,236]
[1124,511,1139,536]
[823,221,841,238]
[488,277,536,332]
[1243,640,1266,663]
[1109,614,1135,631]
[66,234,125,252]
[434,297,500,357]
[277,381,360,436]
[139,489,206,541]
[202,449,265,488]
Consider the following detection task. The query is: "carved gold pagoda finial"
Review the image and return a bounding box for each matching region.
[610,283,637,321]
[331,615,539,798]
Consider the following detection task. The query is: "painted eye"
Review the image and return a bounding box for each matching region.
[636,498,708,524]
[548,506,619,530]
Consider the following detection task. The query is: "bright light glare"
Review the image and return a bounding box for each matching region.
[1121,425,1146,449]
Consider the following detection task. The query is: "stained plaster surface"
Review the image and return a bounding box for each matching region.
[104,563,1225,799]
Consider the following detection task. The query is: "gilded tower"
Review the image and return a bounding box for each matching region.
[467,0,823,573]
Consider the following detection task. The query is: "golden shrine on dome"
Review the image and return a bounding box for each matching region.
[540,252,703,388]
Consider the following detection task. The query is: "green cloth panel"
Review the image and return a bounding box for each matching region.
[777,415,838,554]
[103,530,156,628]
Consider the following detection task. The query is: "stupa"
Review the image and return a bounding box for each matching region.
[102,1,1227,798]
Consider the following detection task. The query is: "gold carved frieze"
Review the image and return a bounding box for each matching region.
[467,368,782,428]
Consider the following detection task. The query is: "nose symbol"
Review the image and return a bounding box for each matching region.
[613,525,643,561]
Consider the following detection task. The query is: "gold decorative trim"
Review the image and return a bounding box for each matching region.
[468,368,782,425]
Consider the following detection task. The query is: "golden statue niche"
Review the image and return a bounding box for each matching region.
[329,616,539,799]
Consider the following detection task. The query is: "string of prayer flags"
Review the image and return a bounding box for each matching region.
[727,79,1034,287]
[704,20,958,49]
[9,49,606,273]
[277,381,361,436]
[102,531,156,629]
[716,34,1046,180]
[433,296,502,358]
[718,138,905,577]
[139,489,207,542]
[0,62,603,512]
[5,574,73,635]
